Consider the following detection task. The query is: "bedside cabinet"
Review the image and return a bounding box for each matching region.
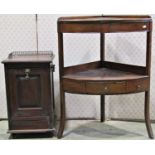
[2,52,55,136]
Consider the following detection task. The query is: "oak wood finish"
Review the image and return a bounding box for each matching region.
[2,53,55,136]
[57,15,154,139]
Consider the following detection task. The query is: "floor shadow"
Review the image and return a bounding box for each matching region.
[63,121,142,139]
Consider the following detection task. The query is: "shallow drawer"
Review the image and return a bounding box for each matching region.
[126,78,149,93]
[109,22,150,32]
[59,22,150,33]
[86,81,126,95]
[59,23,109,33]
[63,79,86,94]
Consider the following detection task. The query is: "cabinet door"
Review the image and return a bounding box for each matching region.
[7,67,52,130]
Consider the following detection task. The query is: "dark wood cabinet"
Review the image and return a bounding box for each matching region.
[57,15,154,139]
[2,52,55,135]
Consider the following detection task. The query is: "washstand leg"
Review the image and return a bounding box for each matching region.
[57,91,66,139]
[144,91,154,139]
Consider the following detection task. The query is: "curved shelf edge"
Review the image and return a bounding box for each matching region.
[62,76,149,95]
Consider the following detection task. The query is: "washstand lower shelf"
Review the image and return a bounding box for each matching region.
[62,67,149,95]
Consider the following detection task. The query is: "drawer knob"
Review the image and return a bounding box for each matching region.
[25,69,31,79]
[137,85,141,89]
[142,25,147,29]
[104,86,108,91]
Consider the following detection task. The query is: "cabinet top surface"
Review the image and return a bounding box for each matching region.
[2,51,54,64]
[58,15,152,24]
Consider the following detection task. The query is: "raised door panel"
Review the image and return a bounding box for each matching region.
[17,75,41,108]
[8,67,51,119]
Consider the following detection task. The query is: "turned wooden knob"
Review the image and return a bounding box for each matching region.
[137,85,141,89]
[142,25,147,29]
[104,86,108,91]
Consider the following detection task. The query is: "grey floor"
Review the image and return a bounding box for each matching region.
[0,120,155,140]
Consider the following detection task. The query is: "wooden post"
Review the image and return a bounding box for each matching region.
[100,33,105,122]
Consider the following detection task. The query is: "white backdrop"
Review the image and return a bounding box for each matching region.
[0,14,155,120]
